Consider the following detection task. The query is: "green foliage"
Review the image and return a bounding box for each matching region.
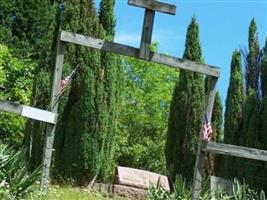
[165,16,205,182]
[54,0,122,184]
[245,18,261,92]
[19,0,58,169]
[222,50,244,179]
[148,177,266,200]
[212,92,223,143]
[97,0,123,181]
[261,38,267,97]
[116,53,178,173]
[0,144,41,199]
[26,185,125,200]
[0,44,35,146]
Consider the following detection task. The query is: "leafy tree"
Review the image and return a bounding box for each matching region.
[116,52,178,174]
[0,45,35,146]
[165,17,205,182]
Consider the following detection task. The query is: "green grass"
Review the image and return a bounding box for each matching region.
[26,185,126,200]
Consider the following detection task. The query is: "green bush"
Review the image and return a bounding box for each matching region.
[0,44,35,146]
[0,144,41,199]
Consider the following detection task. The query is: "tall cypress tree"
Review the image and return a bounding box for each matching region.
[53,0,120,184]
[223,50,244,178]
[210,92,223,175]
[165,17,205,182]
[258,39,267,190]
[98,0,122,181]
[23,2,58,169]
[241,20,262,187]
[245,18,260,92]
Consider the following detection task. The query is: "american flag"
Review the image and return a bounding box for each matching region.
[202,114,212,142]
[60,75,71,92]
[59,64,80,93]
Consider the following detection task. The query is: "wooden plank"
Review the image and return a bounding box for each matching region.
[21,105,56,124]
[60,31,220,77]
[40,40,65,193]
[128,0,176,15]
[139,9,155,59]
[0,100,56,124]
[117,166,170,191]
[0,100,22,115]
[192,77,218,200]
[203,142,267,162]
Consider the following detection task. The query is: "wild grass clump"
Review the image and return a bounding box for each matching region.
[148,175,266,200]
[0,144,40,199]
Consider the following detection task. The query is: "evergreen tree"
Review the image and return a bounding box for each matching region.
[204,88,223,176]
[245,18,260,92]
[165,17,205,182]
[223,50,244,178]
[21,1,58,169]
[259,39,267,190]
[54,0,120,184]
[98,0,123,181]
[261,39,267,98]
[0,0,57,165]
[240,20,262,188]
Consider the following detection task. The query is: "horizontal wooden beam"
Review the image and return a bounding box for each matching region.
[0,100,22,115]
[128,0,176,15]
[0,100,56,124]
[203,142,267,162]
[60,31,220,77]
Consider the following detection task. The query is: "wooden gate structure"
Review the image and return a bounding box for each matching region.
[2,0,267,199]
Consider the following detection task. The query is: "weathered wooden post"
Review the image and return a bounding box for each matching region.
[40,37,65,192]
[192,77,218,199]
[128,0,176,59]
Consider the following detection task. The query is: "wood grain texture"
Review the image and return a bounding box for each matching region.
[60,31,220,77]
[0,100,56,124]
[139,9,155,59]
[203,142,267,162]
[40,40,65,193]
[192,77,218,200]
[0,100,22,115]
[128,0,176,15]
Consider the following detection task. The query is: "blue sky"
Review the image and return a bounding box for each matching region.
[96,0,267,109]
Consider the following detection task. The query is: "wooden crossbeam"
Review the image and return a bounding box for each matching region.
[128,0,176,59]
[0,100,56,124]
[60,31,220,77]
[128,0,176,15]
[203,142,267,162]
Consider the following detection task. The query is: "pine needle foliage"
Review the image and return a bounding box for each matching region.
[165,16,205,182]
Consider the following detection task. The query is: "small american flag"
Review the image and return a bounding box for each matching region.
[202,114,212,142]
[59,64,80,93]
[60,75,71,92]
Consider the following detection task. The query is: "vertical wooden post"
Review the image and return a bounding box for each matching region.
[139,8,155,59]
[192,77,218,200]
[40,37,65,193]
